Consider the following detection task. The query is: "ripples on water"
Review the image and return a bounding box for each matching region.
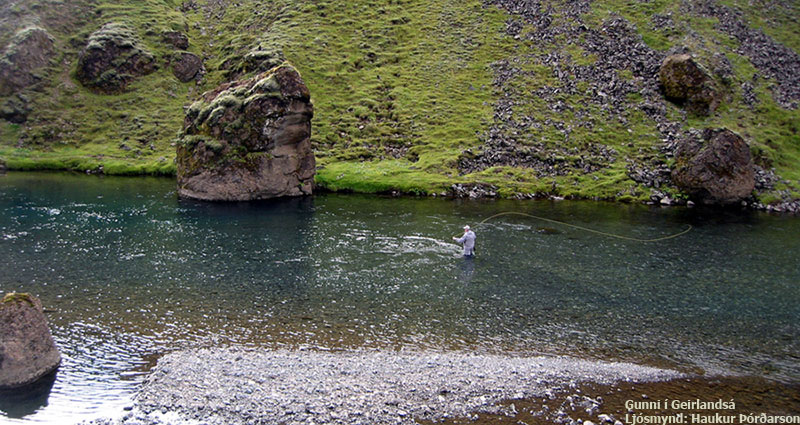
[1,172,799,423]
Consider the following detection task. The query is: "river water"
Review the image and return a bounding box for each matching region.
[1,172,798,423]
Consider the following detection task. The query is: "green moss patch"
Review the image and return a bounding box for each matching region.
[1,292,35,307]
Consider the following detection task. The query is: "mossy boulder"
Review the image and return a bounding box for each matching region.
[75,22,156,94]
[671,128,755,205]
[171,51,204,82]
[176,63,315,201]
[658,54,721,116]
[0,26,55,96]
[0,293,61,390]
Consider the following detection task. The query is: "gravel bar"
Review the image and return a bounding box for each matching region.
[95,347,684,425]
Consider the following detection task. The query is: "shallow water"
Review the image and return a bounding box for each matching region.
[1,172,798,423]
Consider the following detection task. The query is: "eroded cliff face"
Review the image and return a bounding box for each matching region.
[176,63,315,201]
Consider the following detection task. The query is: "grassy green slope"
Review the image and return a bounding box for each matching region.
[0,0,798,202]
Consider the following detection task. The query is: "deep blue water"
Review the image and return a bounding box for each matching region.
[1,172,799,423]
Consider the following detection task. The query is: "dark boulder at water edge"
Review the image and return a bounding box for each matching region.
[671,128,755,205]
[75,22,156,94]
[176,63,315,201]
[0,293,61,390]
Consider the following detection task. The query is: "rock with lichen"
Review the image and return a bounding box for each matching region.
[75,22,156,93]
[0,26,55,97]
[658,53,721,116]
[0,293,61,390]
[176,63,315,201]
[671,128,755,205]
[171,51,204,82]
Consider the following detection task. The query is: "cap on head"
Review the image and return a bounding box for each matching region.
[463,225,470,230]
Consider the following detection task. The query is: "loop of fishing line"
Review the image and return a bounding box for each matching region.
[477,211,692,242]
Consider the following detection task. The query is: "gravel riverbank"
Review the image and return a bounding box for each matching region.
[87,348,684,425]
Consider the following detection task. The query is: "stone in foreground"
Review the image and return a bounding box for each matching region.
[176,63,315,201]
[659,54,721,116]
[0,293,61,390]
[671,128,755,205]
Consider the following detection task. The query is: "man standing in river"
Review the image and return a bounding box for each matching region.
[453,225,476,257]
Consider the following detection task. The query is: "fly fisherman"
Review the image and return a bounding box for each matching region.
[453,225,476,257]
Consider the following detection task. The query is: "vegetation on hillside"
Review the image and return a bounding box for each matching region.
[0,0,798,204]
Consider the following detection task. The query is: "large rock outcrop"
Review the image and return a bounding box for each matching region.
[0,293,61,390]
[176,63,315,201]
[75,22,156,93]
[659,54,721,116]
[671,128,755,205]
[0,27,55,97]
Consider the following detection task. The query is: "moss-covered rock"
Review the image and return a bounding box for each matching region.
[75,22,156,94]
[176,63,315,201]
[671,128,755,205]
[0,26,55,97]
[0,292,61,390]
[658,53,721,116]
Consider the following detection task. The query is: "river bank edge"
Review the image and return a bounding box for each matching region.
[2,168,799,214]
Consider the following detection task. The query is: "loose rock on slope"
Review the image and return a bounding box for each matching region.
[176,63,315,201]
[0,293,61,390]
[659,53,721,116]
[171,51,204,82]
